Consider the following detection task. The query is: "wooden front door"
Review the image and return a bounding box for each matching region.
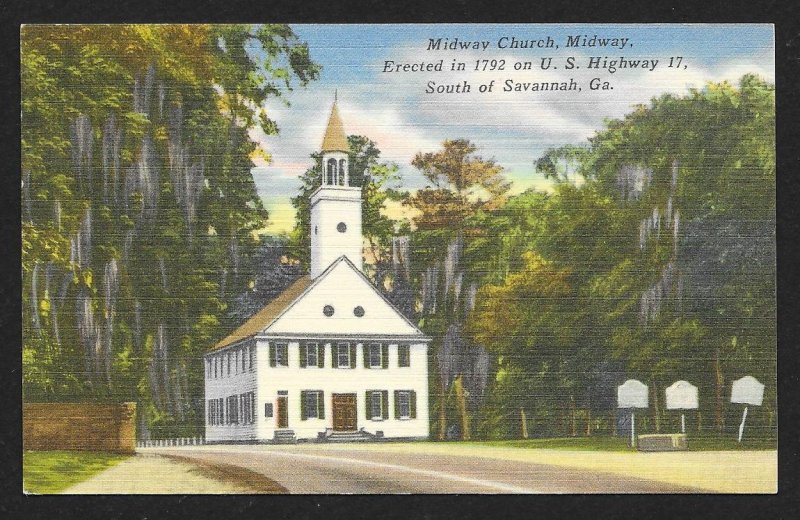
[332,393,357,431]
[276,396,288,428]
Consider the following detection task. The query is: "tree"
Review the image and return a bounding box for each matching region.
[586,74,776,432]
[464,75,775,438]
[405,139,511,439]
[21,24,320,437]
[408,139,510,233]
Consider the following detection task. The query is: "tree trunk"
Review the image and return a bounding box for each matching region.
[714,347,724,432]
[586,407,592,437]
[437,378,446,441]
[520,408,528,439]
[611,411,617,436]
[454,375,470,441]
[654,381,661,433]
[570,395,577,437]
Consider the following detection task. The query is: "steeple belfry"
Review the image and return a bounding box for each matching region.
[310,97,363,278]
[320,99,350,186]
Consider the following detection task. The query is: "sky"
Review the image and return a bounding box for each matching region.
[250,24,775,234]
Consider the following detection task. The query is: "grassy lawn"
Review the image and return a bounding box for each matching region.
[477,436,632,451]
[473,434,776,452]
[23,450,130,494]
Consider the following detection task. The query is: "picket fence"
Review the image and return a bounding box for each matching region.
[137,437,205,448]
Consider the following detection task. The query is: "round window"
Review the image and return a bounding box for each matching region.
[323,305,334,317]
[337,222,347,233]
[353,306,365,317]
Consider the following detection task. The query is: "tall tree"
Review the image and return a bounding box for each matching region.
[406,139,510,440]
[21,24,320,437]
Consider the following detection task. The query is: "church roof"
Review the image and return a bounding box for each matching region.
[320,101,349,153]
[211,275,314,351]
[209,256,428,352]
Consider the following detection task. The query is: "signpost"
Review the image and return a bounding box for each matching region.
[617,379,648,448]
[730,376,765,443]
[665,380,699,433]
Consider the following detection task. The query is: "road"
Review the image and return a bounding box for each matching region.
[145,444,706,493]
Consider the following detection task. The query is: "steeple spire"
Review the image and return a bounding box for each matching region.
[321,96,348,153]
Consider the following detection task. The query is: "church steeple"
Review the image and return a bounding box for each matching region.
[321,97,349,154]
[320,96,350,186]
[310,97,363,278]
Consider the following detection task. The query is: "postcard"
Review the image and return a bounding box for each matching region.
[21,23,776,494]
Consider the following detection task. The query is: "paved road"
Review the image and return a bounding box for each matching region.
[147,445,705,494]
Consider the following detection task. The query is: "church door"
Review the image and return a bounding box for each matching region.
[332,393,357,431]
[276,396,288,428]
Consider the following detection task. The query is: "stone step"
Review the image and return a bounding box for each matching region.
[273,429,297,444]
[325,431,376,443]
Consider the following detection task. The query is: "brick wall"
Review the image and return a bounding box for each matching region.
[23,402,137,454]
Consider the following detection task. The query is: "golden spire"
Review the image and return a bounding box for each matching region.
[321,95,349,153]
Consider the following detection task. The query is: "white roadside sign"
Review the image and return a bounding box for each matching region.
[617,379,649,409]
[731,376,765,406]
[617,379,648,448]
[730,375,765,443]
[666,380,699,410]
[666,380,698,433]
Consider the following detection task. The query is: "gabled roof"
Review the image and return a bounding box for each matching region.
[320,101,349,153]
[211,275,313,351]
[210,256,427,352]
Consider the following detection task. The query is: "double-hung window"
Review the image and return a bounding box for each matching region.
[307,343,318,367]
[301,390,324,420]
[369,343,381,368]
[335,342,351,368]
[226,395,239,424]
[301,342,323,368]
[398,345,411,367]
[364,343,388,369]
[239,392,255,424]
[394,390,417,419]
[270,342,289,367]
[366,390,389,420]
[371,391,383,419]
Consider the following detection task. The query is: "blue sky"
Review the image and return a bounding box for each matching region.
[250,24,774,233]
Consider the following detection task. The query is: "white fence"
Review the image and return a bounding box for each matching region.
[137,437,205,448]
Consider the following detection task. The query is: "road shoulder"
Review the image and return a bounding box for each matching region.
[293,442,778,493]
[61,452,287,494]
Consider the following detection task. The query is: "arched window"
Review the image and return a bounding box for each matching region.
[326,159,337,185]
[338,159,347,185]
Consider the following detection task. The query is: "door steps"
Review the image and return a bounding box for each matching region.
[272,429,297,444]
[320,428,380,443]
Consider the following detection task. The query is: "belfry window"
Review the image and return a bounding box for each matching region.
[338,159,346,185]
[326,159,337,185]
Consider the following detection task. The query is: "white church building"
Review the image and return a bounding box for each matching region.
[204,100,431,443]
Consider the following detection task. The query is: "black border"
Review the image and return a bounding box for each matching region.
[2,1,798,518]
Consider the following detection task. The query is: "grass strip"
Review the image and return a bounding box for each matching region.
[23,450,130,494]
